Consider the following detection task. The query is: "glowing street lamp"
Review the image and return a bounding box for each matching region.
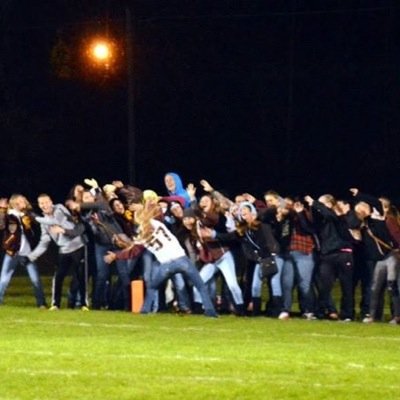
[91,41,112,62]
[86,38,117,71]
[92,42,111,60]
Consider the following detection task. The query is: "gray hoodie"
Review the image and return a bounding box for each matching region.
[28,204,84,261]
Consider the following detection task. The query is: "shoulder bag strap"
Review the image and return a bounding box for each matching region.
[244,230,260,249]
[365,226,393,255]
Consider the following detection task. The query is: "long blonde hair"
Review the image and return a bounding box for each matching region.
[8,194,32,212]
[134,200,162,242]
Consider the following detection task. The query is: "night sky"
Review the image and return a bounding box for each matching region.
[1,0,400,204]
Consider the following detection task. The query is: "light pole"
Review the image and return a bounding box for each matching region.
[125,5,135,185]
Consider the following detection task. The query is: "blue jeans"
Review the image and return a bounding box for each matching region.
[193,251,243,306]
[148,256,216,315]
[0,254,46,306]
[170,273,191,311]
[251,264,263,298]
[281,251,315,313]
[141,251,159,313]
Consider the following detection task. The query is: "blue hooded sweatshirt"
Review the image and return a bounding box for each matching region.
[164,172,191,207]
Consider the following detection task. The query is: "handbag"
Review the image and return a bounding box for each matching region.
[244,230,278,279]
[258,256,278,279]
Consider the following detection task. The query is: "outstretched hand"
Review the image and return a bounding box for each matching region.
[304,195,314,206]
[349,188,359,197]
[200,179,214,193]
[84,178,99,189]
[242,193,256,203]
[186,183,197,199]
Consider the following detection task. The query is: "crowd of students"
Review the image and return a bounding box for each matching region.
[0,172,399,324]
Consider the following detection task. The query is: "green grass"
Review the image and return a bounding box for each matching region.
[0,277,399,399]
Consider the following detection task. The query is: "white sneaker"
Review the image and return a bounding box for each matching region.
[303,312,316,320]
[278,311,290,320]
[363,316,374,323]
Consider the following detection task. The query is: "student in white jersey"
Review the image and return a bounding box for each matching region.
[106,202,218,317]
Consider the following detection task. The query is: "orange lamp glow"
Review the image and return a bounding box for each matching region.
[91,41,111,61]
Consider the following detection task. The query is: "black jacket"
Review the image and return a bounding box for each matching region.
[311,201,353,255]
[80,202,123,246]
[259,207,293,254]
[216,223,280,263]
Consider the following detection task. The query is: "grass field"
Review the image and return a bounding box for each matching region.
[1,277,400,400]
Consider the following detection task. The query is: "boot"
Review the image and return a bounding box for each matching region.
[234,303,245,317]
[252,297,261,316]
[270,296,284,318]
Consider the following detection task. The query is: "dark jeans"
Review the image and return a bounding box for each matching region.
[317,251,354,320]
[93,243,131,310]
[52,247,87,308]
[352,253,375,318]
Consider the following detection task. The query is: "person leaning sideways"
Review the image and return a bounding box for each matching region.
[27,193,89,311]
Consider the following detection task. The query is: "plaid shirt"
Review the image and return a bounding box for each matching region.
[289,227,315,254]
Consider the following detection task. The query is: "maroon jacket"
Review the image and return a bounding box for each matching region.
[386,215,400,248]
